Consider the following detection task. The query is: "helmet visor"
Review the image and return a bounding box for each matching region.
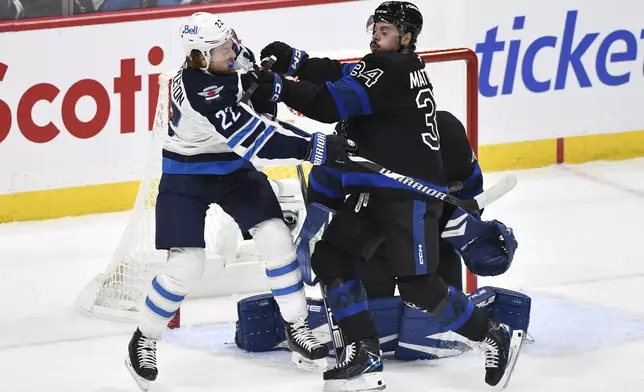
[366,14,400,36]
[209,37,239,62]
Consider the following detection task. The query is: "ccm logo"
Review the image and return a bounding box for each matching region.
[291,49,303,72]
[271,83,282,102]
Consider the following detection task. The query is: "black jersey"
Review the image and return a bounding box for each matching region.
[307,110,483,209]
[435,111,483,199]
[282,51,447,198]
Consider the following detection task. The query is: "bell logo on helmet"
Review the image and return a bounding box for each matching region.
[182,25,199,35]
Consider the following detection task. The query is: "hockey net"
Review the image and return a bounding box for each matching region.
[76,49,479,323]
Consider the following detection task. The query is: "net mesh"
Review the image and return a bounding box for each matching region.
[77,72,245,318]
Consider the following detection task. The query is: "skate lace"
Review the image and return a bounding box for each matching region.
[335,342,356,369]
[483,337,500,368]
[291,318,322,351]
[137,338,157,369]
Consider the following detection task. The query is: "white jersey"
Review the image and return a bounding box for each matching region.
[163,62,310,175]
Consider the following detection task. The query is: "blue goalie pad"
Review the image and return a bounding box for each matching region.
[369,296,405,354]
[235,294,404,356]
[395,305,473,361]
[306,296,404,355]
[296,202,336,286]
[235,294,329,354]
[234,288,531,360]
[305,297,331,333]
[470,286,531,333]
[234,293,286,352]
[395,287,474,361]
[394,287,531,361]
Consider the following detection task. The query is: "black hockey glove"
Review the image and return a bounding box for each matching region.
[306,133,357,166]
[260,41,308,75]
[240,68,285,105]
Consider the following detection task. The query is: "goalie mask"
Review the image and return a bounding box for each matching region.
[180,12,239,68]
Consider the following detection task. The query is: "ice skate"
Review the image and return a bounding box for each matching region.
[323,338,385,392]
[285,317,329,371]
[482,320,525,390]
[125,328,158,391]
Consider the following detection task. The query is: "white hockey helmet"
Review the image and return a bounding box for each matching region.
[180,12,235,63]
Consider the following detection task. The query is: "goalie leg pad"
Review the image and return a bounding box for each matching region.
[236,296,332,354]
[254,218,306,322]
[235,293,287,352]
[395,304,473,361]
[139,247,205,338]
[307,296,404,354]
[396,276,493,344]
[394,286,494,361]
[368,296,404,354]
[469,286,531,333]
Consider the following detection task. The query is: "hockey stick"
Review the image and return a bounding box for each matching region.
[239,56,346,362]
[294,163,346,363]
[269,117,517,213]
[349,156,517,212]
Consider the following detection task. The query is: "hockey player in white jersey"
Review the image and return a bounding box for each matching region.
[125,12,354,390]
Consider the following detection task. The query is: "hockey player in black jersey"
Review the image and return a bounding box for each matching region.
[124,12,358,391]
[319,111,487,296]
[244,2,524,391]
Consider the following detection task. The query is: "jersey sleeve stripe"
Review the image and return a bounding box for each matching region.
[309,172,344,199]
[458,161,484,199]
[325,81,350,121]
[344,76,372,115]
[342,63,356,77]
[241,125,277,160]
[325,76,372,121]
[226,116,261,148]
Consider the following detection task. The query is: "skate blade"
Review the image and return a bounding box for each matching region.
[497,329,526,390]
[292,351,328,372]
[323,372,386,392]
[125,357,152,391]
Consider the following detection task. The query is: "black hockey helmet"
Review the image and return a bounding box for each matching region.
[367,1,423,49]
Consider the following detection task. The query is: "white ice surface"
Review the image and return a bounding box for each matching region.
[1,158,644,392]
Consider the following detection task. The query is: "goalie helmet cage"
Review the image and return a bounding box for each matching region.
[75,48,479,326]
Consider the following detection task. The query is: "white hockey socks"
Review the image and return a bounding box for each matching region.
[253,218,307,322]
[139,247,205,338]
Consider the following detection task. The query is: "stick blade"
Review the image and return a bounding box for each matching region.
[474,175,518,209]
